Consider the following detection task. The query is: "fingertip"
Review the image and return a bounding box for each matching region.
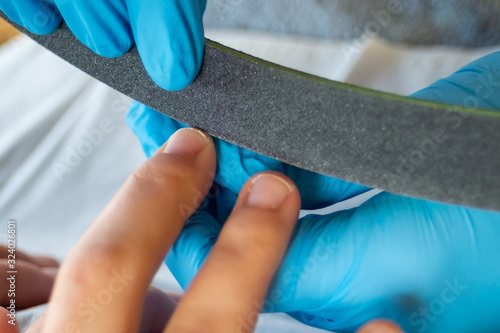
[89,46,128,59]
[220,171,300,253]
[240,171,301,218]
[22,16,61,35]
[213,171,300,270]
[4,4,62,35]
[162,128,211,155]
[129,128,216,211]
[145,49,203,91]
[80,33,133,58]
[130,0,206,91]
[0,307,20,333]
[54,0,133,58]
[357,320,403,333]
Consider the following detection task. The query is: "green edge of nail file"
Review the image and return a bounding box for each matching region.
[3,15,499,211]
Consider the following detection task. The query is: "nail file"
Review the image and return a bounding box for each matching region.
[2,15,499,211]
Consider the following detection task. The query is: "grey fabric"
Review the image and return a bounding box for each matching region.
[3,14,499,211]
[204,0,500,47]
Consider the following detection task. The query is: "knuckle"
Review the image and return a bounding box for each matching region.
[61,243,128,287]
[223,210,284,254]
[237,230,277,256]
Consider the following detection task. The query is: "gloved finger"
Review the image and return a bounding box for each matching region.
[0,0,61,35]
[42,128,216,332]
[271,193,500,332]
[126,101,187,158]
[0,307,20,333]
[411,51,500,110]
[127,101,371,209]
[126,0,206,90]
[165,172,300,332]
[53,0,133,57]
[165,210,222,290]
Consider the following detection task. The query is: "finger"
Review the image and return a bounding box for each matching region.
[138,287,179,333]
[0,307,20,333]
[0,246,58,267]
[53,0,133,57]
[357,320,403,333]
[43,128,215,332]
[32,288,180,333]
[127,0,206,90]
[30,256,59,268]
[0,0,61,35]
[165,172,301,333]
[1,260,56,309]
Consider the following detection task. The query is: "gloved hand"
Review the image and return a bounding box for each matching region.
[127,51,500,333]
[0,0,206,90]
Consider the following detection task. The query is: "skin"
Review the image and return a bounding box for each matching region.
[0,128,403,333]
[0,17,18,44]
[0,246,58,310]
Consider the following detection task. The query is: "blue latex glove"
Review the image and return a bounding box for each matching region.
[127,51,500,333]
[0,0,61,35]
[0,0,206,90]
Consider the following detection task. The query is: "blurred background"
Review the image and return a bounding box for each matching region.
[204,0,500,46]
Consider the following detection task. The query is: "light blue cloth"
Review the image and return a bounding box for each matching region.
[127,52,500,333]
[0,0,206,90]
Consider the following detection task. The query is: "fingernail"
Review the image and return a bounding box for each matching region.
[247,174,295,209]
[164,128,210,155]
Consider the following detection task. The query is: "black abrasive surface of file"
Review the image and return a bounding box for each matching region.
[2,15,500,212]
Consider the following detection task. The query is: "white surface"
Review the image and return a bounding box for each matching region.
[0,31,498,332]
[205,29,500,95]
